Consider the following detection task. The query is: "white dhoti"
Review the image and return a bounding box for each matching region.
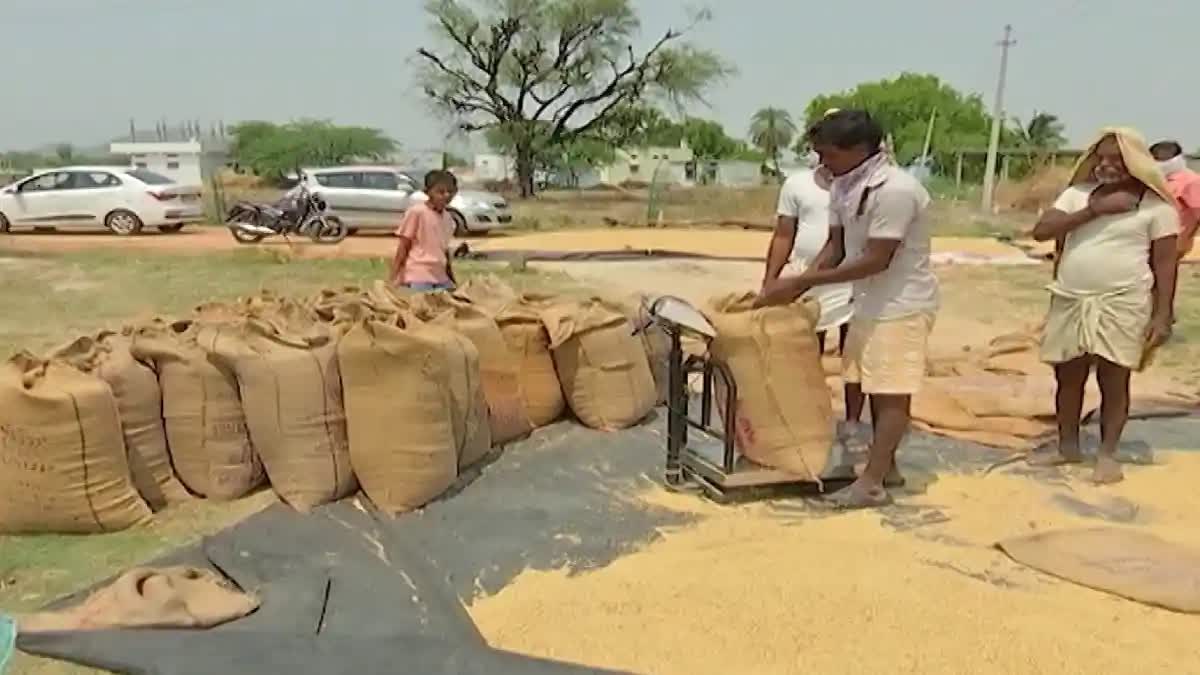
[1039,283,1152,371]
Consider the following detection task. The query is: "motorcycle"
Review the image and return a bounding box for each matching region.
[225,180,347,244]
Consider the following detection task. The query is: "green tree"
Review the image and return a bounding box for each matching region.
[228,121,395,180]
[804,73,1016,177]
[677,118,739,160]
[417,0,731,197]
[749,107,796,177]
[1013,111,1067,150]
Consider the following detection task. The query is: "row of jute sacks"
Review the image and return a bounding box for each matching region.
[0,278,834,535]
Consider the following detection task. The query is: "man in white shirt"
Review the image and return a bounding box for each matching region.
[757,110,939,508]
[762,163,867,476]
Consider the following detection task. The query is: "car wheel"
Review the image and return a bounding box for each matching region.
[157,223,185,234]
[105,210,143,236]
[450,210,469,237]
[0,212,9,233]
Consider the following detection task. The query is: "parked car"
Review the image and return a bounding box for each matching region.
[0,167,203,235]
[288,166,513,236]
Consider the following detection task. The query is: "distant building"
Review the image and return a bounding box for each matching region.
[598,144,695,186]
[109,137,229,186]
[707,160,762,187]
[473,153,514,182]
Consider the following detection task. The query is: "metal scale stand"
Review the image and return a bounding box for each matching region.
[640,296,846,503]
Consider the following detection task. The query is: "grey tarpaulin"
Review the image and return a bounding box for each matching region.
[16,421,696,674]
[17,498,628,674]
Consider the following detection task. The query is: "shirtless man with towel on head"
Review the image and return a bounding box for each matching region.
[1030,128,1179,484]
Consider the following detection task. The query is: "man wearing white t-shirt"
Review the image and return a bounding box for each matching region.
[763,165,868,472]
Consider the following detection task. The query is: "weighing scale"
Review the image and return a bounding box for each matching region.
[637,296,851,503]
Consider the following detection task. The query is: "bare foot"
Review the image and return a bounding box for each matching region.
[1027,447,1084,467]
[1091,456,1125,485]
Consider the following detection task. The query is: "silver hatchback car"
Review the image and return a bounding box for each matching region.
[287,166,513,236]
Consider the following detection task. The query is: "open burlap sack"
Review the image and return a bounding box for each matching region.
[410,292,534,446]
[912,380,1055,450]
[457,274,520,313]
[0,354,152,534]
[541,297,657,431]
[610,294,673,406]
[51,332,190,511]
[492,295,567,428]
[705,294,834,480]
[18,567,259,633]
[207,305,357,512]
[337,311,488,514]
[131,320,263,500]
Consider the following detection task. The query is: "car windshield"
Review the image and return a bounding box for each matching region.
[125,169,174,185]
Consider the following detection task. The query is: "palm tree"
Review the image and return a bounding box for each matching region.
[749,108,798,179]
[1014,111,1067,150]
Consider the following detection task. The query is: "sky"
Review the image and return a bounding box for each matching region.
[3,0,1196,154]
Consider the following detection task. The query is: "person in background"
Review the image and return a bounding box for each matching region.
[1149,140,1200,260]
[756,109,939,508]
[762,156,868,478]
[1030,128,1178,484]
[391,170,458,291]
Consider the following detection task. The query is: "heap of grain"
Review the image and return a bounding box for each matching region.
[705,293,834,478]
[51,332,190,511]
[541,297,657,431]
[0,353,152,533]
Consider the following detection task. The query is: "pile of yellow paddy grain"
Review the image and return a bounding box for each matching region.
[469,452,1200,674]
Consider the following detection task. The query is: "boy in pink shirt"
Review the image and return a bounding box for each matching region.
[391,170,457,291]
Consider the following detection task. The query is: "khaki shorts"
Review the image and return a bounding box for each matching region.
[842,312,936,395]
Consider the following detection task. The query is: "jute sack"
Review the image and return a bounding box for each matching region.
[411,292,533,446]
[337,313,487,514]
[494,296,566,427]
[705,294,834,479]
[612,294,672,406]
[434,315,492,470]
[0,354,152,534]
[51,333,189,511]
[457,274,519,313]
[207,312,357,511]
[131,321,263,500]
[541,297,657,431]
[18,566,259,632]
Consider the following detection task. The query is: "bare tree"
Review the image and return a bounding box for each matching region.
[416,0,730,197]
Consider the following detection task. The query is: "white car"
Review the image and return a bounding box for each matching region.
[291,166,513,236]
[0,167,204,235]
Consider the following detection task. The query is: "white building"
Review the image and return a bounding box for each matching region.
[473,153,514,182]
[598,144,695,186]
[109,138,228,186]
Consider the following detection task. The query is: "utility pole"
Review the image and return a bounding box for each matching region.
[981,24,1015,213]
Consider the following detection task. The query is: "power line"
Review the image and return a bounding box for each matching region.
[981,24,1015,213]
